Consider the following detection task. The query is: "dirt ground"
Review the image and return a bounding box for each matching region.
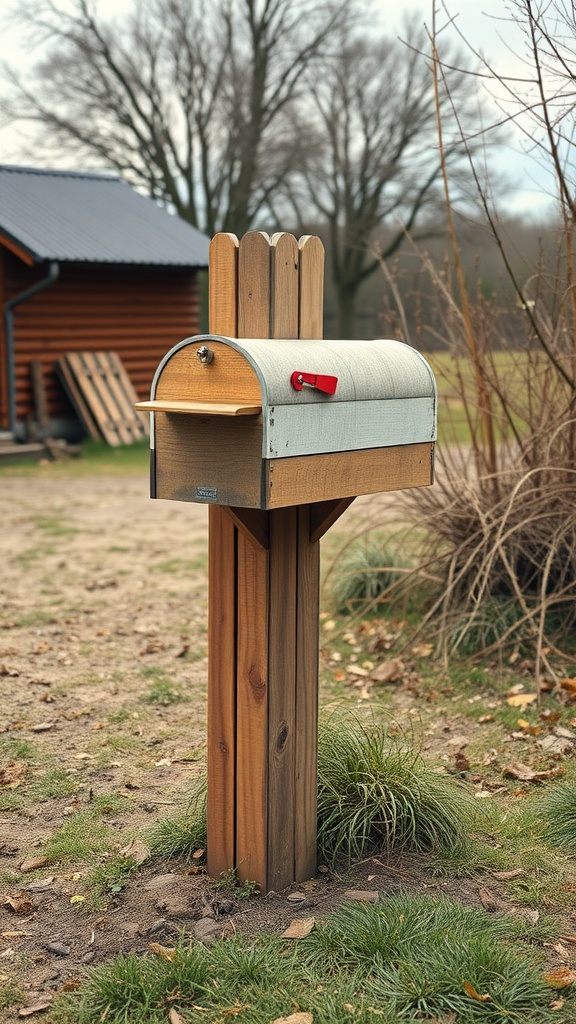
[1,466,575,1019]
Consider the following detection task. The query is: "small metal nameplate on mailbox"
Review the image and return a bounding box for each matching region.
[196,486,218,501]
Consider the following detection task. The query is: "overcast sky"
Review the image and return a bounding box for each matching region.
[0,0,554,215]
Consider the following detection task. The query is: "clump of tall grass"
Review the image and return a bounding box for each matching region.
[317,707,472,864]
[537,783,576,851]
[146,777,207,860]
[331,538,407,614]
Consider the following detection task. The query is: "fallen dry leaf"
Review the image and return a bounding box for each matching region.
[140,639,166,655]
[478,887,502,913]
[550,997,565,1010]
[543,967,576,988]
[517,718,542,736]
[1,893,35,915]
[272,1014,313,1024]
[506,693,538,709]
[463,981,491,1002]
[370,658,405,685]
[18,998,53,1017]
[20,857,49,874]
[560,678,576,697]
[0,761,27,788]
[58,979,82,992]
[168,1010,185,1024]
[0,663,19,677]
[490,869,524,881]
[453,751,470,773]
[119,838,149,864]
[282,917,315,939]
[503,762,563,783]
[148,942,176,962]
[411,642,434,658]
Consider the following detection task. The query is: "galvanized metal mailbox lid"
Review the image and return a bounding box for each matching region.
[136,334,437,509]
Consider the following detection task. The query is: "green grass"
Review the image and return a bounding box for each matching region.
[39,795,133,865]
[49,893,569,1024]
[0,438,149,478]
[0,978,24,1012]
[331,538,408,614]
[86,856,140,910]
[537,784,576,850]
[316,707,474,864]
[28,512,84,537]
[29,768,79,802]
[143,675,185,705]
[147,780,207,860]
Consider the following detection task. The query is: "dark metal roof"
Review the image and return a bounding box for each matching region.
[0,165,209,267]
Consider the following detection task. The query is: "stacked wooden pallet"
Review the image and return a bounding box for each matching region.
[57,352,148,446]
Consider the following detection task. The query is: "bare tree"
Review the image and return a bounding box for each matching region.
[284,17,490,337]
[2,0,360,235]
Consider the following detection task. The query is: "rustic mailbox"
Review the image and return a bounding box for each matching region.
[137,230,438,894]
[137,334,437,509]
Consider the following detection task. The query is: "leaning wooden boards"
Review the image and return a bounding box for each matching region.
[58,351,148,446]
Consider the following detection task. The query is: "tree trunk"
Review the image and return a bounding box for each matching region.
[336,287,359,338]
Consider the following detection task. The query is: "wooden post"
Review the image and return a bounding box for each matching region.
[206,231,327,891]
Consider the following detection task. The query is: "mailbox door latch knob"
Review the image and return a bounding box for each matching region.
[291,371,338,395]
[197,345,214,365]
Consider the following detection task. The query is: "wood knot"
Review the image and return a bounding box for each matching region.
[276,721,289,752]
[248,665,266,703]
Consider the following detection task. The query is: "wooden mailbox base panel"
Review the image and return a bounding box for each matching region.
[207,503,320,892]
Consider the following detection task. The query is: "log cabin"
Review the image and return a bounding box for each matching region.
[0,165,209,441]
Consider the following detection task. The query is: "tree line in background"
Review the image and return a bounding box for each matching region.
[1,0,489,336]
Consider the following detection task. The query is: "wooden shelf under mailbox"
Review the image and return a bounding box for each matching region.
[136,399,262,417]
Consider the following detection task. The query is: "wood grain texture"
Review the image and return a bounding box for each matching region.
[236,533,269,889]
[309,497,356,543]
[266,442,435,508]
[136,399,261,417]
[155,341,261,404]
[298,235,325,339]
[267,506,297,891]
[225,506,269,549]
[207,232,240,881]
[238,232,272,338]
[209,233,239,336]
[271,233,299,339]
[207,505,237,879]
[65,352,122,446]
[295,503,320,881]
[153,405,264,508]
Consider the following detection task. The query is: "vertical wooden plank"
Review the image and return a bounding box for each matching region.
[296,236,323,878]
[298,235,325,339]
[209,233,239,336]
[295,503,320,880]
[267,505,298,890]
[207,232,239,878]
[271,233,299,339]
[238,232,271,338]
[236,535,269,888]
[236,230,272,889]
[207,506,237,878]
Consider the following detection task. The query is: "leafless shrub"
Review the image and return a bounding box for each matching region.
[395,1,576,681]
